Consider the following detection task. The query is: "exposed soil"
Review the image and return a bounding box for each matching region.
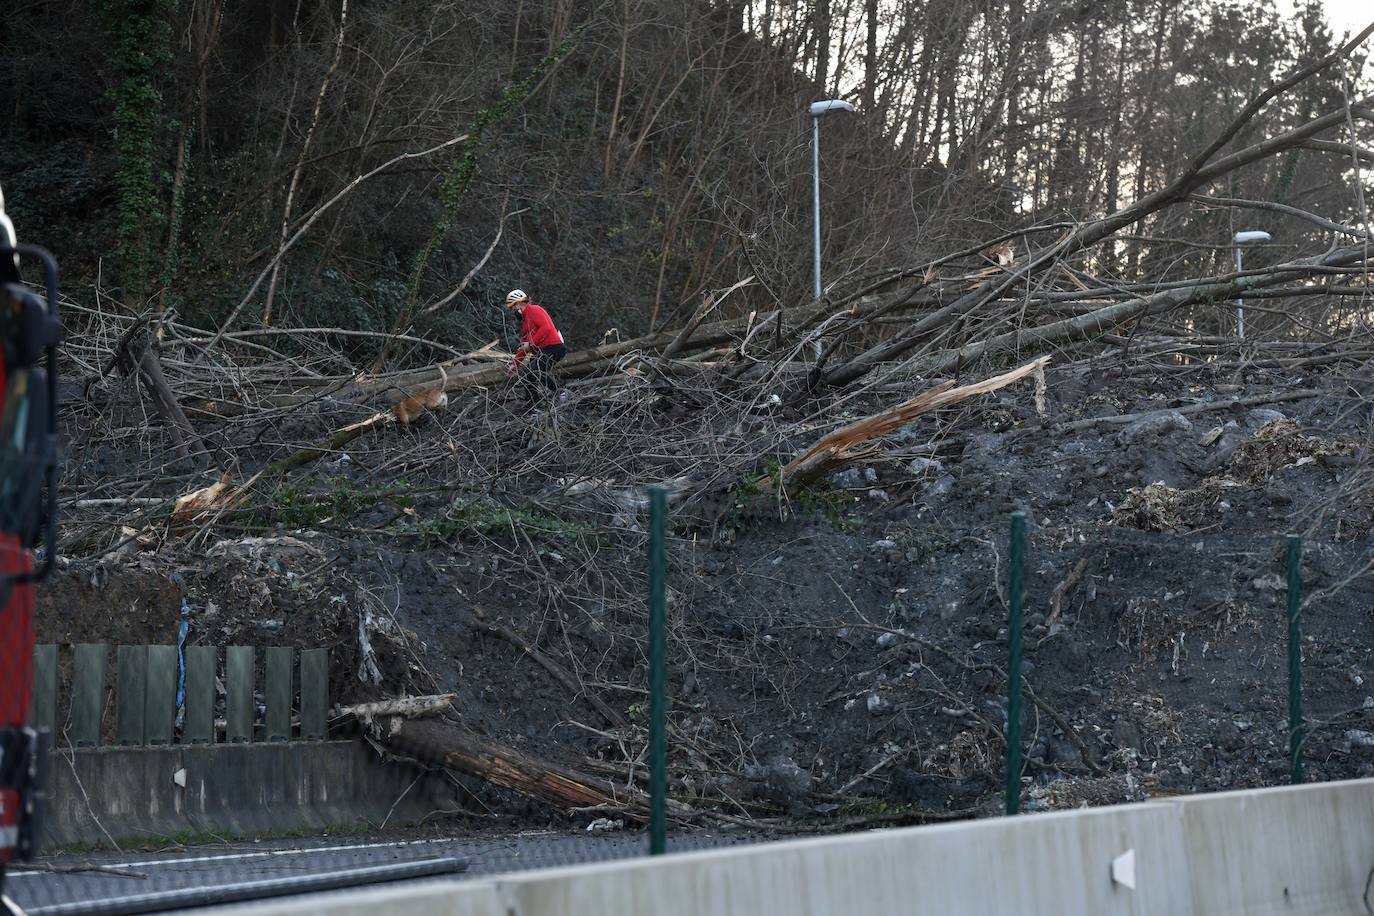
[46,359,1374,827]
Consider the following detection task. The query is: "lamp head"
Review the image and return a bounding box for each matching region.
[809,100,856,117]
[1233,230,1272,244]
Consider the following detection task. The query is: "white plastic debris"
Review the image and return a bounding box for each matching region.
[585,817,624,833]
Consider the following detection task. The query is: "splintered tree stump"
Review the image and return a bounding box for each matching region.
[116,328,204,462]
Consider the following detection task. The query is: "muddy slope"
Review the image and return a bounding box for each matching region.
[46,364,1374,822]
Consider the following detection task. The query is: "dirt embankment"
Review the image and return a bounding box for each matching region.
[45,362,1374,826]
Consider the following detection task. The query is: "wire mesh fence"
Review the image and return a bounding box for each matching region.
[4,509,1372,913]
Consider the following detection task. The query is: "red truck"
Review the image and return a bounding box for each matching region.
[0,182,62,907]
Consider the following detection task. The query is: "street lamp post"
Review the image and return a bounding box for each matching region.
[809,99,855,302]
[1233,230,1271,339]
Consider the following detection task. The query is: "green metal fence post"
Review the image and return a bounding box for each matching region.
[1286,534,1304,785]
[1006,512,1026,816]
[648,484,668,855]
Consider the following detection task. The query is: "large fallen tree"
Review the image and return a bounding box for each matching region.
[386,718,695,823]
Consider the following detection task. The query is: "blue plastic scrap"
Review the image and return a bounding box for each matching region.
[175,598,190,727]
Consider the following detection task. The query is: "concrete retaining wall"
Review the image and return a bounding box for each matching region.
[1174,780,1374,915]
[233,779,1374,916]
[44,740,455,849]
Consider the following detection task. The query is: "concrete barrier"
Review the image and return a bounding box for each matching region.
[1173,780,1374,915]
[44,740,455,849]
[503,801,1190,915]
[224,778,1374,915]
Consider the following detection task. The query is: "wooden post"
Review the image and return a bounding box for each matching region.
[226,646,254,743]
[145,645,178,746]
[30,644,57,733]
[299,648,329,741]
[70,644,107,747]
[265,647,293,742]
[183,646,216,744]
[115,645,148,746]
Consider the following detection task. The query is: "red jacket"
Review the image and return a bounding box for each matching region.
[512,304,564,367]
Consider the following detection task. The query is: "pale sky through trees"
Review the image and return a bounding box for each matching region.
[1320,1,1372,34]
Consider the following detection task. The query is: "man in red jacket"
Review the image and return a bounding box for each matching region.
[504,288,568,401]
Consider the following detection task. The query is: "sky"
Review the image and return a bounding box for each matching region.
[1320,0,1372,36]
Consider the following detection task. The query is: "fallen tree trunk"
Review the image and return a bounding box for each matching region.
[332,694,456,721]
[914,241,1374,379]
[662,275,754,359]
[386,719,692,821]
[780,357,1050,487]
[1055,388,1324,433]
[272,296,847,408]
[262,410,392,476]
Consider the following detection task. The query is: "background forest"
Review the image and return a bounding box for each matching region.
[1,0,1369,368]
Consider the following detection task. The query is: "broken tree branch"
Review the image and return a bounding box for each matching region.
[117,325,205,463]
[1057,389,1325,433]
[1046,558,1088,629]
[662,275,754,359]
[332,694,456,721]
[470,609,630,730]
[781,357,1050,487]
[206,132,471,352]
[821,94,1374,388]
[421,203,529,316]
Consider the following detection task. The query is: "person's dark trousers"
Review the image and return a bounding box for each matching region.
[517,343,568,401]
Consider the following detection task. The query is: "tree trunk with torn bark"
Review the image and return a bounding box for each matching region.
[386,719,692,821]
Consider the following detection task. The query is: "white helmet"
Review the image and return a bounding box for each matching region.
[505,289,529,305]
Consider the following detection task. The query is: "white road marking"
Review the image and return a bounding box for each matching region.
[7,836,464,878]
